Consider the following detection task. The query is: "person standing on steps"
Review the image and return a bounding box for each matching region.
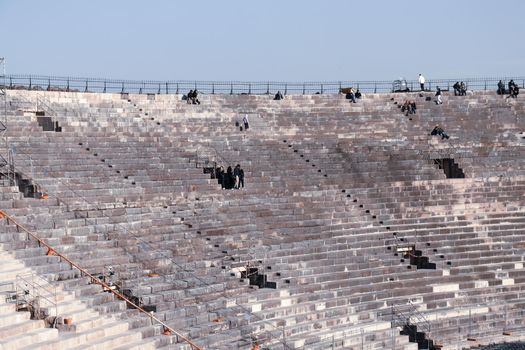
[435,86,443,105]
[419,74,426,91]
[233,164,241,189]
[243,114,249,131]
[239,166,245,189]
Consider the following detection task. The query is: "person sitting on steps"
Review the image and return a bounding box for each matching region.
[507,80,519,99]
[348,88,356,103]
[435,87,443,105]
[192,89,201,104]
[459,82,466,96]
[186,90,193,104]
[355,89,362,99]
[430,124,450,139]
[274,91,284,100]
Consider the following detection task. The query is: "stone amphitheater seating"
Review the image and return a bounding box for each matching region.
[0,88,524,350]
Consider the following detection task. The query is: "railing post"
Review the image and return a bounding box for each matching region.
[158,83,161,94]
[284,83,287,95]
[103,81,106,93]
[339,81,341,92]
[29,76,32,90]
[66,79,70,92]
[266,82,269,95]
[85,80,88,93]
[9,77,12,88]
[212,83,215,94]
[121,82,124,93]
[374,83,377,93]
[176,83,179,94]
[230,82,233,95]
[248,83,251,95]
[484,80,487,90]
[321,84,323,94]
[303,83,305,95]
[165,82,168,94]
[47,79,50,91]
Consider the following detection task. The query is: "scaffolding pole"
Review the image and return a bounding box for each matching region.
[0,57,15,186]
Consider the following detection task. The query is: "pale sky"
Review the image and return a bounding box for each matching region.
[1,0,524,82]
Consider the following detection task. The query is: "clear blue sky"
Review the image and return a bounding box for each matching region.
[1,0,524,82]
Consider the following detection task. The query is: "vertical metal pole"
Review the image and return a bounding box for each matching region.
[284,83,287,95]
[282,324,285,347]
[468,308,472,338]
[332,334,335,350]
[391,306,395,350]
[321,84,324,94]
[374,83,377,93]
[361,328,364,350]
[165,82,168,94]
[303,84,305,95]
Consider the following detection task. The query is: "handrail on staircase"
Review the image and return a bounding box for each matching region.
[16,272,58,319]
[0,210,204,350]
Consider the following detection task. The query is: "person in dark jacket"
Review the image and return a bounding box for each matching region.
[239,167,244,189]
[497,80,505,95]
[430,125,450,139]
[225,166,234,189]
[453,82,460,96]
[216,166,224,189]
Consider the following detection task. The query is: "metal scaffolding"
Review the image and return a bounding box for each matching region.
[0,57,15,186]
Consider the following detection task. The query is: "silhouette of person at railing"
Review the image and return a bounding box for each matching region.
[453,82,460,96]
[508,80,519,99]
[186,90,193,104]
[418,74,425,91]
[497,80,506,95]
[459,82,466,96]
[186,89,201,104]
[430,125,449,139]
[355,89,362,99]
[274,91,284,100]
[347,88,356,103]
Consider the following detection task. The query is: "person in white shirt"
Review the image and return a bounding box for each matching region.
[243,114,249,130]
[418,74,425,91]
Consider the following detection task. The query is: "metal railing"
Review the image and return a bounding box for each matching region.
[15,273,58,321]
[0,210,203,350]
[3,74,525,95]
